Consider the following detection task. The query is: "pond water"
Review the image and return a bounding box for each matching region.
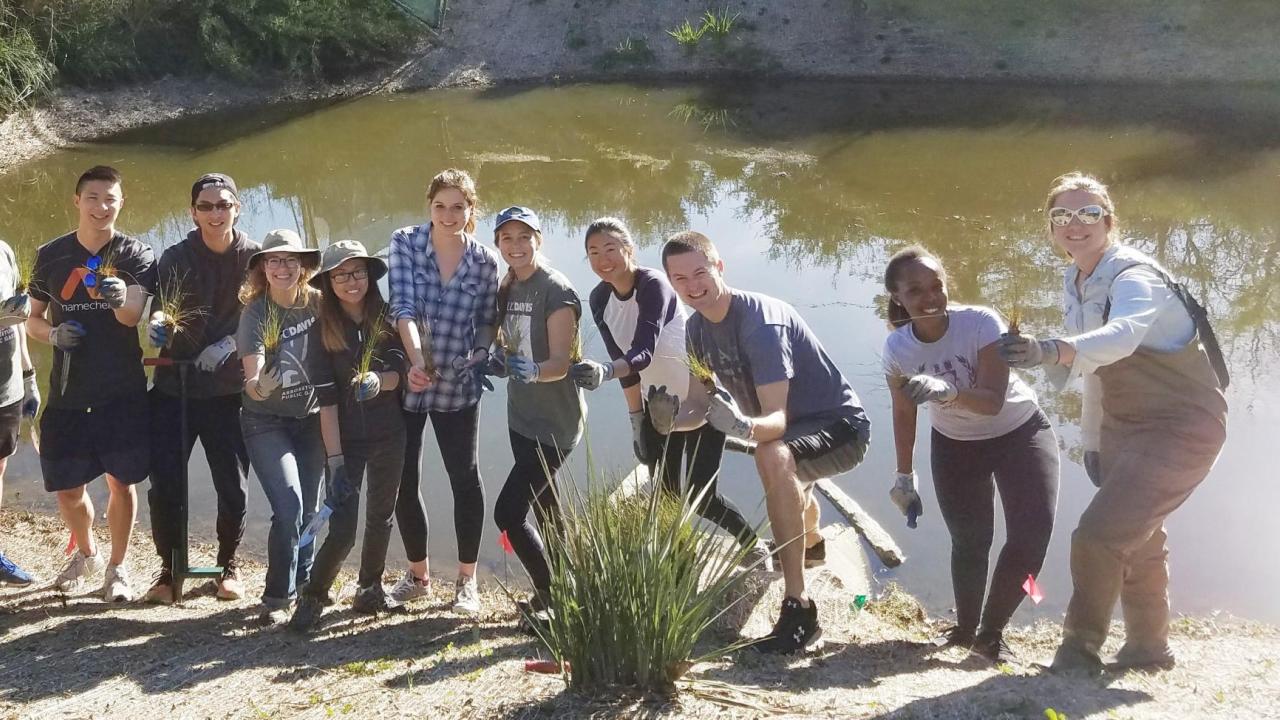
[2,81,1278,623]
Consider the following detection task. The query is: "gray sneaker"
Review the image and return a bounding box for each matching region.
[55,551,106,594]
[102,563,135,603]
[741,539,775,572]
[453,574,480,615]
[387,570,429,604]
[289,596,325,633]
[259,605,292,627]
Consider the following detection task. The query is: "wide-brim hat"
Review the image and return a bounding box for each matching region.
[249,229,321,270]
[308,240,388,287]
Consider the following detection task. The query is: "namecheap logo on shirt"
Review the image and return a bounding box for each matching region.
[60,267,103,302]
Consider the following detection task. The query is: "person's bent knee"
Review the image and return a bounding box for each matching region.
[754,440,795,480]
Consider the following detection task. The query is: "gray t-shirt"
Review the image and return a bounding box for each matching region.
[686,289,866,440]
[236,295,336,418]
[501,266,584,449]
[0,243,22,407]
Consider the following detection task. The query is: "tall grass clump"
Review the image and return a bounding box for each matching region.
[13,247,36,294]
[527,465,757,693]
[666,18,706,49]
[156,270,208,337]
[701,8,740,39]
[259,300,285,358]
[352,314,389,393]
[0,4,55,114]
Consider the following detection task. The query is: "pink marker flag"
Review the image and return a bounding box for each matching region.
[498,530,514,554]
[64,532,77,557]
[1023,574,1044,605]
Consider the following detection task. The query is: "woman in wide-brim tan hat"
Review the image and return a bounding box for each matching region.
[235,228,345,626]
[290,239,407,630]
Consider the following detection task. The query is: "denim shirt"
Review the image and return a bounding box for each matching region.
[1059,242,1196,450]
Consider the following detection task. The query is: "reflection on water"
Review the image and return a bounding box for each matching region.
[2,81,1277,622]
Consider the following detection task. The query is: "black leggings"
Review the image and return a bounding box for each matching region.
[493,430,570,597]
[931,410,1059,635]
[395,404,484,565]
[654,422,756,547]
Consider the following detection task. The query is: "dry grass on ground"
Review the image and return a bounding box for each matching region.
[1,508,1277,719]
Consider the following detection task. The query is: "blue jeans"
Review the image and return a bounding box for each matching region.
[241,408,325,608]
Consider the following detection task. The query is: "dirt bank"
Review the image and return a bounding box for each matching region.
[2,507,1277,719]
[4,1,1280,173]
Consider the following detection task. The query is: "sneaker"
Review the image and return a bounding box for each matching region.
[387,570,429,605]
[352,584,401,614]
[289,595,325,633]
[766,539,826,571]
[142,568,178,605]
[453,574,480,615]
[754,596,823,654]
[741,539,775,572]
[102,563,135,603]
[55,551,105,594]
[0,551,33,587]
[1048,642,1104,678]
[934,625,976,649]
[259,605,292,627]
[216,564,244,601]
[972,630,1016,664]
[516,597,552,637]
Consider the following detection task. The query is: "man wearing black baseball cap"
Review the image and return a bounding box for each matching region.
[142,172,259,603]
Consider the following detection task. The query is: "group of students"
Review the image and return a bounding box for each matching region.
[0,165,1226,673]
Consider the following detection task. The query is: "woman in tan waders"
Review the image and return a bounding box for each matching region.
[998,172,1228,676]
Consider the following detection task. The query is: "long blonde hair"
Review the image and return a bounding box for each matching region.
[1043,171,1119,244]
[237,261,320,308]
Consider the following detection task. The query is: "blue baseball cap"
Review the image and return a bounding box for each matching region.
[494,206,541,235]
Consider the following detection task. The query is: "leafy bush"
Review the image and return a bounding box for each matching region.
[524,463,758,693]
[0,4,56,113]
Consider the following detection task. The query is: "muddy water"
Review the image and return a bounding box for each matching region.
[2,81,1277,622]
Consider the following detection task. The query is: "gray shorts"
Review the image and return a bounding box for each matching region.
[787,415,870,485]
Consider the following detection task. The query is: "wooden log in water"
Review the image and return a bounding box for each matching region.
[814,478,905,568]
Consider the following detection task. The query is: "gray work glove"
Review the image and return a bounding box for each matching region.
[148,313,173,348]
[255,364,282,399]
[354,371,381,402]
[570,359,613,391]
[707,388,753,440]
[997,333,1060,369]
[98,276,128,309]
[483,347,509,379]
[889,471,924,529]
[0,293,30,325]
[645,385,680,435]
[629,410,651,464]
[904,374,958,405]
[49,321,86,352]
[21,372,39,418]
[1084,450,1102,488]
[195,335,236,372]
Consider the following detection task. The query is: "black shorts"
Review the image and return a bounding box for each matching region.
[0,398,20,460]
[39,392,150,492]
[786,414,870,484]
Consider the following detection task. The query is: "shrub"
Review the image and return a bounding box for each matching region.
[0,4,56,113]
[522,460,759,693]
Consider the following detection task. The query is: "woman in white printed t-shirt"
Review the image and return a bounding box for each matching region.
[882,245,1059,666]
[570,217,770,566]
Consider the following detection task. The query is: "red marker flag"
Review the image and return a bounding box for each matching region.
[498,530,514,554]
[64,532,77,557]
[1023,574,1044,605]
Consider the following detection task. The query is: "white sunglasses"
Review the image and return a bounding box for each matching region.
[1048,204,1109,227]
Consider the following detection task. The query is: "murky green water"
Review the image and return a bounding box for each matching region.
[3,81,1278,622]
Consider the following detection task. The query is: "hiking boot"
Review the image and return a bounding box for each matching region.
[259,605,292,627]
[142,568,179,605]
[0,551,33,587]
[216,563,244,601]
[352,584,401,614]
[1048,642,1104,678]
[102,563,135,603]
[55,551,105,594]
[753,596,823,654]
[972,630,1017,665]
[289,595,325,634]
[453,574,480,615]
[387,569,429,605]
[741,539,775,572]
[1109,644,1176,673]
[933,625,976,649]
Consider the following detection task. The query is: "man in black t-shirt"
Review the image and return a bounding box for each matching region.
[25,166,156,603]
[142,173,258,604]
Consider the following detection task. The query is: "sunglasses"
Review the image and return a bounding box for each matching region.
[84,255,102,288]
[1047,204,1109,227]
[330,268,369,284]
[194,201,237,213]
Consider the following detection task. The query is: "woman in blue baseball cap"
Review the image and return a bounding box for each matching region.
[488,205,584,625]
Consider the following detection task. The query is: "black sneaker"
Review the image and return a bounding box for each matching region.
[289,595,325,634]
[754,597,823,654]
[933,625,976,649]
[766,539,826,570]
[516,594,553,637]
[352,584,401,614]
[971,630,1016,664]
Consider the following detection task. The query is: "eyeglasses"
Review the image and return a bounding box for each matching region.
[264,256,301,269]
[1047,205,1109,227]
[194,201,236,213]
[330,268,368,284]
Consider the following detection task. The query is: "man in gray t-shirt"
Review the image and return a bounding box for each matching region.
[660,231,870,656]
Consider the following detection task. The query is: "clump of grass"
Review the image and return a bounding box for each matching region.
[499,322,525,371]
[683,351,717,394]
[353,315,390,392]
[0,6,55,115]
[667,18,707,48]
[701,8,740,39]
[526,466,757,692]
[157,270,207,337]
[417,318,440,380]
[14,248,36,294]
[259,300,285,357]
